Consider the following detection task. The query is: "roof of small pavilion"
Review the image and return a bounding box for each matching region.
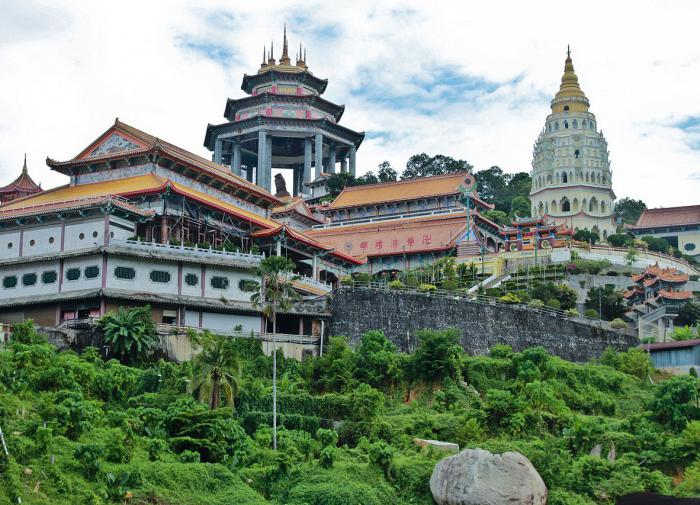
[328,172,493,211]
[629,205,700,230]
[0,155,42,195]
[306,212,469,259]
[272,197,324,225]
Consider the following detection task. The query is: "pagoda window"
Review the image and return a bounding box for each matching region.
[85,266,100,279]
[66,268,81,281]
[211,276,229,290]
[573,119,578,129]
[41,271,57,284]
[562,172,568,183]
[114,266,136,280]
[22,273,37,286]
[564,121,569,129]
[564,105,570,111]
[3,276,17,289]
[185,273,199,286]
[239,279,260,292]
[574,149,580,159]
[582,120,587,128]
[7,242,12,249]
[684,243,696,251]
[150,270,171,283]
[554,122,559,131]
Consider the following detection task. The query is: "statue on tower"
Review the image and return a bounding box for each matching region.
[274,173,291,198]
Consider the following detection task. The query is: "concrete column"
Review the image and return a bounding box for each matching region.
[303,137,312,189]
[265,134,273,192]
[340,157,348,174]
[276,238,282,256]
[314,133,323,178]
[257,130,266,188]
[328,145,336,174]
[349,146,356,177]
[232,142,241,176]
[312,254,319,281]
[214,139,223,164]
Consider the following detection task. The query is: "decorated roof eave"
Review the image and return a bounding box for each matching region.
[241,70,328,95]
[224,92,345,121]
[47,145,282,208]
[363,243,458,259]
[530,185,617,200]
[251,224,365,265]
[204,116,365,150]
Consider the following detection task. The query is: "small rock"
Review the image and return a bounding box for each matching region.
[430,448,547,505]
[607,443,616,462]
[589,443,602,457]
[414,438,459,452]
[23,467,32,476]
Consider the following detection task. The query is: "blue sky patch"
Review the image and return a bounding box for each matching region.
[176,36,237,66]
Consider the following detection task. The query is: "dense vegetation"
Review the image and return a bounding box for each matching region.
[1,320,700,504]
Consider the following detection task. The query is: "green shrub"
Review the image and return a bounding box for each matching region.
[178,450,201,463]
[74,444,103,479]
[584,309,599,319]
[528,299,545,308]
[546,299,561,310]
[418,283,437,293]
[388,280,405,290]
[499,292,521,304]
[565,308,580,317]
[610,318,628,329]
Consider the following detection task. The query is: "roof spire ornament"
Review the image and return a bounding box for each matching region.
[268,40,275,65]
[280,23,291,65]
[22,153,27,174]
[261,45,268,69]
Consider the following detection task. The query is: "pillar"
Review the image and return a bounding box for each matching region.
[265,134,273,192]
[276,238,282,256]
[232,142,241,176]
[312,254,319,281]
[349,146,356,177]
[257,130,266,189]
[314,133,323,178]
[328,145,336,174]
[340,157,348,174]
[303,137,312,189]
[214,139,223,164]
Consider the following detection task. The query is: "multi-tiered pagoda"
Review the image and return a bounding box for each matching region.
[204,27,364,196]
[0,155,42,204]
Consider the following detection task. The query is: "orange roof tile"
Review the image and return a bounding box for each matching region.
[658,289,694,300]
[328,172,491,210]
[630,205,700,229]
[0,195,153,221]
[0,156,41,195]
[307,212,468,258]
[272,197,324,224]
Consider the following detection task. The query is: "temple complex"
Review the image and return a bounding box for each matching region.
[624,263,693,341]
[0,155,42,203]
[499,216,572,252]
[203,27,364,195]
[530,48,616,238]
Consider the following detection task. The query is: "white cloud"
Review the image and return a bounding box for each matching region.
[0,0,699,207]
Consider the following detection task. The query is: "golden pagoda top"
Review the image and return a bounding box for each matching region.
[258,25,310,75]
[551,46,589,113]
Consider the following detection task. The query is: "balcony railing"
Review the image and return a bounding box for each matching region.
[111,239,264,263]
[156,324,320,345]
[311,207,465,230]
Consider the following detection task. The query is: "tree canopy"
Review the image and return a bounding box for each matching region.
[402,153,473,179]
[614,197,647,225]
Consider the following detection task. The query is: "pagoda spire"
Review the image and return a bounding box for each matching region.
[280,24,291,65]
[268,40,275,65]
[22,153,27,174]
[551,44,587,110]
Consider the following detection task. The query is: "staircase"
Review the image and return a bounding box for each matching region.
[457,240,482,257]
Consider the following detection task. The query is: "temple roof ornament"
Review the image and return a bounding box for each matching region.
[0,154,43,202]
[258,25,309,75]
[551,46,589,113]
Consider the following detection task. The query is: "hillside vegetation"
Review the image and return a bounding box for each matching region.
[1,322,699,504]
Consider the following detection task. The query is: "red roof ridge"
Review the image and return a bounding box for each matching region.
[339,171,471,192]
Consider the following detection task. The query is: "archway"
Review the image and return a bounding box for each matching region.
[561,197,571,213]
[572,198,580,212]
[589,197,599,213]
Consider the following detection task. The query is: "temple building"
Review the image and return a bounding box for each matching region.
[0,119,361,339]
[624,263,694,341]
[203,27,364,195]
[306,172,496,273]
[499,216,572,252]
[529,48,616,239]
[627,205,700,258]
[0,155,42,203]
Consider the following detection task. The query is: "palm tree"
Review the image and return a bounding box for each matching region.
[189,334,241,410]
[251,255,300,450]
[97,305,157,365]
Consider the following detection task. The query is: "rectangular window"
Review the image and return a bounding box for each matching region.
[184,273,199,286]
[84,266,100,279]
[3,276,17,288]
[210,276,229,290]
[114,267,136,280]
[22,273,37,286]
[239,279,260,292]
[66,268,81,281]
[41,271,57,284]
[150,270,171,283]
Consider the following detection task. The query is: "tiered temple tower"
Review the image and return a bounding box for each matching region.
[204,27,364,196]
[529,48,616,239]
[0,154,42,204]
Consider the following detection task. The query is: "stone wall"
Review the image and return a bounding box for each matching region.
[330,288,639,362]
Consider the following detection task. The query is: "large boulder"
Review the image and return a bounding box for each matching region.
[430,448,547,505]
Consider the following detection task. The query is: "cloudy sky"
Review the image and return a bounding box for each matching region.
[1,0,699,207]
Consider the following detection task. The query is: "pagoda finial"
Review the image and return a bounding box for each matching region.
[22,153,27,174]
[567,44,570,59]
[280,23,291,65]
[267,40,276,65]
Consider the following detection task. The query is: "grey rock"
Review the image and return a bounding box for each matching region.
[430,448,547,505]
[590,443,602,457]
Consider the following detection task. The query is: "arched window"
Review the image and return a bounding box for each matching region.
[601,201,607,214]
[589,197,599,213]
[582,120,587,128]
[561,198,571,213]
[585,172,590,182]
[574,149,580,159]
[573,119,578,129]
[564,120,569,129]
[562,172,568,183]
[564,105,570,111]
[555,122,560,131]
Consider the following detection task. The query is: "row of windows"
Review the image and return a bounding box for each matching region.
[1,266,100,289]
[113,266,259,291]
[4,231,116,250]
[548,118,596,132]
